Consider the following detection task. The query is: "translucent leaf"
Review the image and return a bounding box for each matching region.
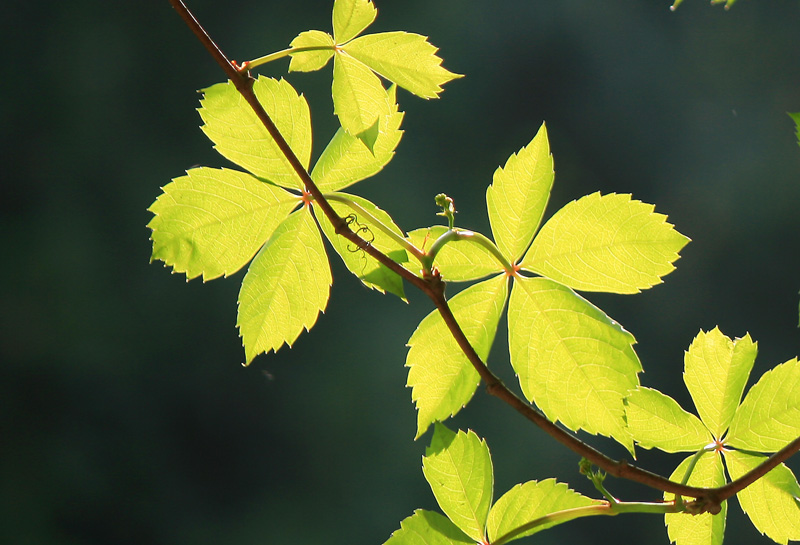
[315,192,408,299]
[237,208,331,364]
[486,123,554,263]
[332,0,376,44]
[487,479,597,543]
[683,328,757,440]
[406,226,502,282]
[625,387,712,453]
[507,276,640,450]
[332,53,389,151]
[789,112,800,147]
[422,425,493,543]
[343,31,462,99]
[148,167,298,281]
[407,275,508,438]
[725,450,800,545]
[383,510,472,545]
[664,452,727,545]
[727,358,800,452]
[311,85,404,192]
[199,76,312,189]
[288,30,334,72]
[522,192,689,294]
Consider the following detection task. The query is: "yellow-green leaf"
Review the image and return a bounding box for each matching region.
[288,30,334,72]
[664,452,727,545]
[332,0,376,44]
[332,53,389,151]
[406,226,502,282]
[625,387,711,453]
[383,510,473,545]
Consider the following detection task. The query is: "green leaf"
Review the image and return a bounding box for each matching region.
[332,53,390,151]
[288,30,334,72]
[422,425,493,542]
[727,358,800,452]
[725,450,800,545]
[406,226,502,282]
[383,510,473,545]
[664,452,727,545]
[683,328,757,440]
[311,85,404,192]
[507,276,640,450]
[407,275,508,438]
[237,208,331,364]
[343,31,463,99]
[625,387,711,453]
[487,479,597,543]
[332,0,376,44]
[486,123,554,263]
[522,192,689,294]
[199,76,312,189]
[790,112,800,147]
[315,192,408,299]
[148,167,298,281]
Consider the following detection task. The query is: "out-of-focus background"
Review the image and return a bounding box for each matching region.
[2,1,799,544]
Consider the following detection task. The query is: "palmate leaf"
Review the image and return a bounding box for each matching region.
[237,208,331,364]
[664,453,727,545]
[383,510,472,545]
[725,451,800,545]
[199,76,312,189]
[789,112,800,147]
[331,52,389,152]
[624,387,711,453]
[148,167,298,281]
[727,358,800,452]
[486,123,554,263]
[332,0,376,44]
[422,425,493,543]
[288,30,334,72]
[507,276,641,451]
[406,275,508,438]
[486,479,597,544]
[522,192,689,294]
[406,226,501,282]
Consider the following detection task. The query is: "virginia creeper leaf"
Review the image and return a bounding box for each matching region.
[148,167,298,281]
[422,425,493,543]
[199,76,312,189]
[315,192,408,299]
[332,0,376,44]
[486,123,554,262]
[727,358,800,452]
[683,328,757,440]
[725,450,800,545]
[407,275,508,438]
[288,30,334,72]
[507,276,640,450]
[664,452,727,545]
[383,510,472,545]
[789,112,800,147]
[486,479,597,544]
[625,387,712,453]
[522,192,689,294]
[406,226,502,282]
[237,208,331,364]
[311,85,404,192]
[332,53,389,151]
[343,31,463,99]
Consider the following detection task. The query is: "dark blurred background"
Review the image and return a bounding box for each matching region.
[2,1,799,544]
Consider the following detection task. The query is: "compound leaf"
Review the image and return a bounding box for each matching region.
[522,192,689,294]
[407,275,508,438]
[406,226,502,282]
[507,276,640,450]
[683,328,757,440]
[237,208,331,364]
[725,450,800,545]
[422,425,493,543]
[487,479,597,544]
[789,112,800,147]
[332,0,376,44]
[625,387,711,453]
[148,167,298,281]
[383,510,472,545]
[486,123,554,263]
[332,53,389,151]
[343,31,462,99]
[199,76,312,189]
[727,358,800,452]
[288,30,334,72]
[664,452,727,545]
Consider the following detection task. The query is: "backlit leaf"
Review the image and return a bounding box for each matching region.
[422,425,493,542]
[332,0,376,44]
[625,387,711,453]
[288,30,334,72]
[199,76,312,189]
[332,53,389,151]
[522,192,689,294]
[406,226,502,282]
[507,276,640,450]
[407,275,508,438]
[237,208,331,364]
[664,452,727,545]
[148,167,298,281]
[789,112,800,147]
[383,510,472,545]
[486,123,553,262]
